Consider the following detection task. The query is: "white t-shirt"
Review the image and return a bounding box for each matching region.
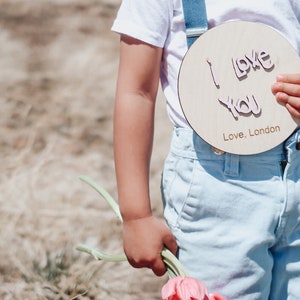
[112,0,300,128]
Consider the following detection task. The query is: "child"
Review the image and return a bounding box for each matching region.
[112,1,300,298]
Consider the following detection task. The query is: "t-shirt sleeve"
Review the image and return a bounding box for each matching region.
[111,0,172,48]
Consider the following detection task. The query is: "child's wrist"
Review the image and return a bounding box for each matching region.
[121,211,153,222]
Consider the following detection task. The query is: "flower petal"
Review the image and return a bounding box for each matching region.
[162,276,183,300]
[162,276,226,300]
[178,277,209,299]
[162,276,209,300]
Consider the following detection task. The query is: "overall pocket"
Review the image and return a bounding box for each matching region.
[161,152,196,229]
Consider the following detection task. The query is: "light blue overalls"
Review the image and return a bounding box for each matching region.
[161,1,300,298]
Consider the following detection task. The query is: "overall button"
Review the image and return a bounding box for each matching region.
[211,146,225,155]
[296,141,300,150]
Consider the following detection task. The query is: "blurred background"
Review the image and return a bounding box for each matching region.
[0,0,171,299]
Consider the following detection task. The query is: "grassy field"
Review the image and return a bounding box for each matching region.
[0,0,171,298]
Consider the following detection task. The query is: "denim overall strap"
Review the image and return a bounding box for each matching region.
[181,0,208,47]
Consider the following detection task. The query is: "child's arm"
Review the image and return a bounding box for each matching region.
[113,34,178,276]
[272,74,300,119]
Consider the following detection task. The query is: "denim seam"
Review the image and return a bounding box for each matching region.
[176,158,197,230]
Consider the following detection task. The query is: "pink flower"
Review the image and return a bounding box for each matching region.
[161,276,226,300]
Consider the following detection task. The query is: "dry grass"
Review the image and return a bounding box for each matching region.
[0,0,172,299]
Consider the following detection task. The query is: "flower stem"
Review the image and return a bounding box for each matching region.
[79,175,122,221]
[76,244,127,262]
[161,249,189,278]
[77,176,189,278]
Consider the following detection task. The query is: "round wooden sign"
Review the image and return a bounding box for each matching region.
[178,21,300,155]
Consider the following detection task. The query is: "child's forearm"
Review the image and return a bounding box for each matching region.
[114,91,155,221]
[114,98,178,276]
[113,35,163,221]
[111,36,178,276]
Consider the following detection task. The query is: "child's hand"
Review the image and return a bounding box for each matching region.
[122,215,178,276]
[271,74,300,119]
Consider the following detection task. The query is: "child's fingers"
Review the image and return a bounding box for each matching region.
[276,73,300,84]
[275,92,300,119]
[272,81,300,97]
[285,103,300,119]
[274,91,289,103]
[275,92,300,118]
[151,258,168,277]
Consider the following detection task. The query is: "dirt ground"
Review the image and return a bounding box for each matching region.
[0,0,172,299]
